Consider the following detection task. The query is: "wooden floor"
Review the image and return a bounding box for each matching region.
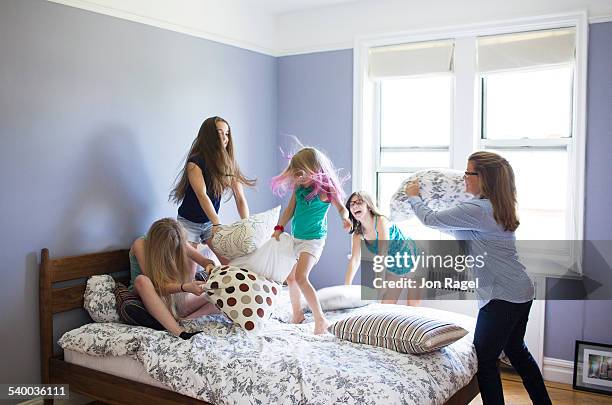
[469,371,612,405]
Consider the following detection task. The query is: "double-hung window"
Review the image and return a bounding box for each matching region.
[355,15,587,272]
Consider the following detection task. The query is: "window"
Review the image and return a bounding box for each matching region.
[355,15,586,272]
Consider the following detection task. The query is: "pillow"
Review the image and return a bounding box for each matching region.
[300,285,369,311]
[229,232,296,283]
[389,169,473,222]
[113,283,164,330]
[204,265,280,333]
[83,275,121,323]
[211,206,281,259]
[328,312,468,354]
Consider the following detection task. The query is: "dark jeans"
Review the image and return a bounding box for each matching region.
[474,299,552,405]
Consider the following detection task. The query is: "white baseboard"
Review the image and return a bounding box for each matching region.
[543,356,575,385]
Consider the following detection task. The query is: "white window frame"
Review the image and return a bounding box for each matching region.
[353,11,588,275]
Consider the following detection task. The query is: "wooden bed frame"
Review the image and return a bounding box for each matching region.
[40,247,480,404]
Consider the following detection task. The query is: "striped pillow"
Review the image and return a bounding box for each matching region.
[328,312,468,354]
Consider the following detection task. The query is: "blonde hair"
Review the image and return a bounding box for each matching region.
[468,151,520,232]
[345,191,385,235]
[144,218,191,319]
[170,116,256,203]
[271,147,347,201]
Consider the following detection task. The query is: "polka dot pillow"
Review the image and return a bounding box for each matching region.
[203,265,280,333]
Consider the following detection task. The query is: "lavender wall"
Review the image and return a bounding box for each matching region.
[277,50,354,287]
[278,24,612,362]
[0,0,277,385]
[544,22,612,361]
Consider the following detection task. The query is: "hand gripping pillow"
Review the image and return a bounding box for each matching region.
[211,206,280,259]
[389,169,473,221]
[204,265,281,333]
[228,232,296,283]
[84,275,121,323]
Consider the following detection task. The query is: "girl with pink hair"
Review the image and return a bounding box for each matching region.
[271,147,351,334]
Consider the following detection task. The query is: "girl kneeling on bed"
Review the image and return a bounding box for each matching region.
[344,191,421,306]
[272,147,351,334]
[129,218,219,339]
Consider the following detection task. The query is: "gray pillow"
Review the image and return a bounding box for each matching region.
[328,311,468,354]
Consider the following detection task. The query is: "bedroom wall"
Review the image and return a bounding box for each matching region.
[277,23,612,362]
[0,0,277,385]
[544,21,612,361]
[277,49,354,286]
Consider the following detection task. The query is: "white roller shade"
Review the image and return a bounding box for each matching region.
[477,27,575,73]
[368,39,454,80]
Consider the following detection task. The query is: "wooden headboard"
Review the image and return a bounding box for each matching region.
[39,248,130,384]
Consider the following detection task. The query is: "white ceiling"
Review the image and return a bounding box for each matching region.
[251,0,362,15]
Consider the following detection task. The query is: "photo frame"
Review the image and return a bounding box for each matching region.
[573,340,612,396]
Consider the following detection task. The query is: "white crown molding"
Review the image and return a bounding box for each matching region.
[277,41,353,57]
[543,356,575,385]
[589,13,612,23]
[46,0,279,56]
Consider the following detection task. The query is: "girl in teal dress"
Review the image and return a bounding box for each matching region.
[345,191,421,305]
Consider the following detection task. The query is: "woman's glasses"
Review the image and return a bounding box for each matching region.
[464,171,479,177]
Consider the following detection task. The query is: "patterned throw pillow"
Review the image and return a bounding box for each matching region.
[113,283,164,330]
[389,169,473,221]
[204,265,280,333]
[211,206,281,259]
[84,275,121,323]
[328,312,468,354]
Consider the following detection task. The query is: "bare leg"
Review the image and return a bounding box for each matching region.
[381,271,403,304]
[179,294,219,318]
[134,275,184,336]
[293,253,329,335]
[286,265,305,324]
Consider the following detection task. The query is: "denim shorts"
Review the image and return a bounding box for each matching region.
[177,215,213,244]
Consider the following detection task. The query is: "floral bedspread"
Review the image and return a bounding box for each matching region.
[59,304,477,405]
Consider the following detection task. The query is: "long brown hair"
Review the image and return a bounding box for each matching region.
[144,218,191,319]
[345,191,385,235]
[170,116,256,203]
[468,151,520,232]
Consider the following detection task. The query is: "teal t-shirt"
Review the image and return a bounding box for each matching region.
[128,236,145,290]
[292,186,331,240]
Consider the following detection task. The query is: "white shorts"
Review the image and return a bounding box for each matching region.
[293,237,326,263]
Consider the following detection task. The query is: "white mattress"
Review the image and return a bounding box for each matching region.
[64,349,166,388]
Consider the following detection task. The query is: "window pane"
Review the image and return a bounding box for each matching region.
[380,150,449,168]
[483,66,573,140]
[380,75,452,147]
[486,148,568,239]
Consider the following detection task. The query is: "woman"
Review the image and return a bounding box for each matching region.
[404,151,551,405]
[170,116,256,264]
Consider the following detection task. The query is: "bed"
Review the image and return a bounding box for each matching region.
[40,248,480,404]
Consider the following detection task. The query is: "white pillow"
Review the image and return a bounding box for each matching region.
[229,232,296,283]
[211,206,281,259]
[84,275,121,323]
[301,285,369,311]
[390,169,473,221]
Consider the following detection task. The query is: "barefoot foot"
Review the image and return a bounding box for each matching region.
[313,318,331,335]
[291,313,305,324]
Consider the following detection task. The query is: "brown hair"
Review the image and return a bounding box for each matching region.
[468,151,520,232]
[144,218,191,319]
[170,116,256,203]
[345,191,385,235]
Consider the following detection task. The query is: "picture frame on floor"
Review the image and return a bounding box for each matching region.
[573,340,612,396]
